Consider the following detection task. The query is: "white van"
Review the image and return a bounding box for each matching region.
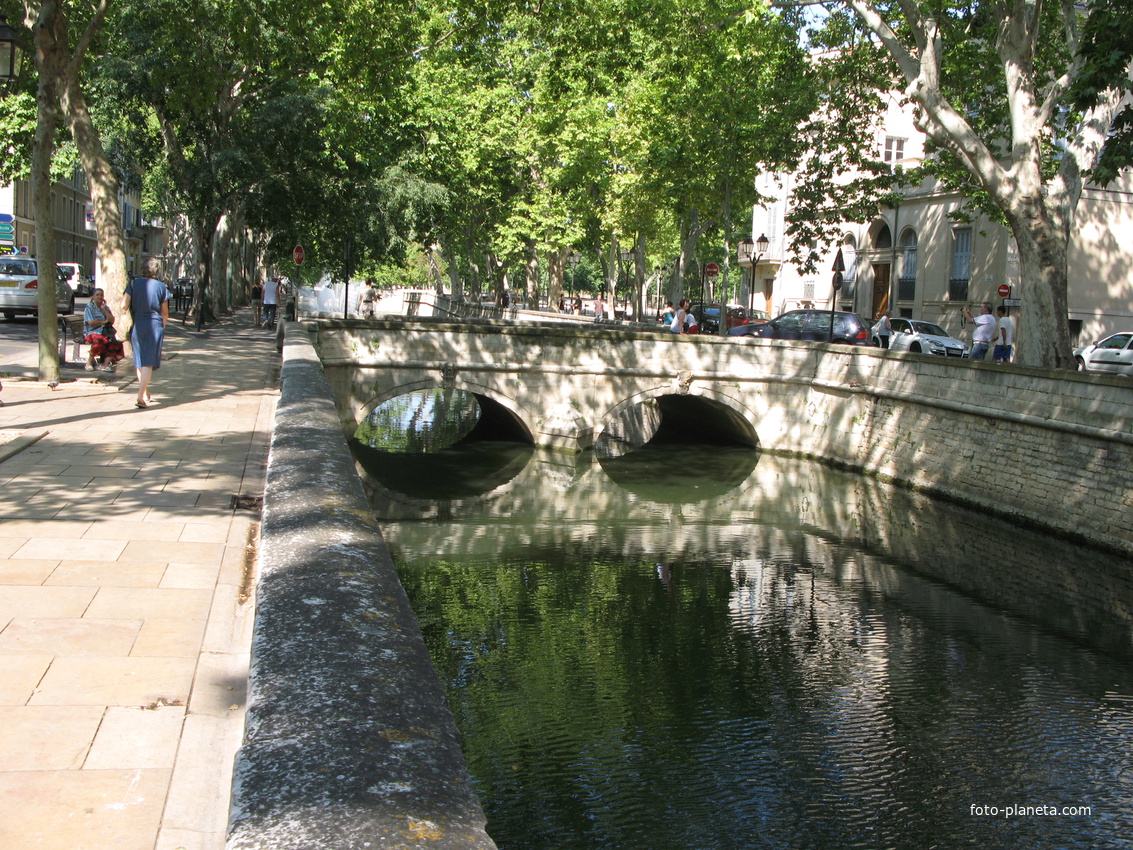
[57,263,92,296]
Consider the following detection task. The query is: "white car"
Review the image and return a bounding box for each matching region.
[876,317,968,357]
[0,255,75,319]
[1074,332,1133,376]
[57,262,92,296]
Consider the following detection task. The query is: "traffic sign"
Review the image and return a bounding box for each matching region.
[997,283,1011,297]
[0,213,13,223]
[705,262,719,277]
[293,245,305,265]
[1003,298,1022,307]
[0,223,14,238]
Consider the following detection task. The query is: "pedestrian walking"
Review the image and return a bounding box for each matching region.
[262,277,280,329]
[251,279,263,327]
[594,294,606,321]
[123,257,170,408]
[994,306,1015,362]
[358,278,379,318]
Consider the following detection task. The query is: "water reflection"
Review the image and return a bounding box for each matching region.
[363,446,1133,849]
[355,388,480,452]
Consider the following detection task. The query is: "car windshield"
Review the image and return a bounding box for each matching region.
[57,266,75,279]
[912,322,949,336]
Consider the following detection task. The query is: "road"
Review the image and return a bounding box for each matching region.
[0,297,90,377]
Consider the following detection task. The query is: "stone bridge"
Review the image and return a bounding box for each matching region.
[309,316,1133,556]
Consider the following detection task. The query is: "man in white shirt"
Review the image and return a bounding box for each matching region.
[962,302,996,361]
[993,305,1015,362]
[262,277,280,329]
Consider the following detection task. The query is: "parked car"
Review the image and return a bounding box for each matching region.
[56,262,92,296]
[689,302,769,334]
[725,310,774,337]
[1074,332,1133,375]
[879,317,968,357]
[0,255,75,319]
[736,309,872,345]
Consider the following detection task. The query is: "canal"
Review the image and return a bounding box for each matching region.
[352,391,1133,850]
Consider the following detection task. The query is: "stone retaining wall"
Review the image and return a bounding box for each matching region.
[227,327,494,849]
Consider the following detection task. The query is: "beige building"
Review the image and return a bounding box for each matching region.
[1,166,165,284]
[741,94,1133,348]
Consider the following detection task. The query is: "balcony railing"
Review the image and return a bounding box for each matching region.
[948,278,970,301]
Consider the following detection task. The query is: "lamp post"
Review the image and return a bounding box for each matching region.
[738,234,769,315]
[0,17,21,83]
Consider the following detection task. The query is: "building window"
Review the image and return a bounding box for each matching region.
[898,230,917,301]
[884,136,906,165]
[949,227,972,301]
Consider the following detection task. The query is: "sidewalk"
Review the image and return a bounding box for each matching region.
[0,311,278,850]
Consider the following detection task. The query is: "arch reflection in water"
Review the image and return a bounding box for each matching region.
[598,442,759,503]
[355,388,482,453]
[353,388,535,500]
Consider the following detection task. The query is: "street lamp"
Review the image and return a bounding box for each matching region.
[739,233,769,314]
[0,17,21,83]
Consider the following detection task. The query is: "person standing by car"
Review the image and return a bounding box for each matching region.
[872,312,892,348]
[994,306,1015,362]
[963,302,996,361]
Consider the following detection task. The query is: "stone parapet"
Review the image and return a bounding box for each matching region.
[227,323,494,850]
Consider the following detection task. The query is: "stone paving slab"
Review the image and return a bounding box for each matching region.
[0,312,277,849]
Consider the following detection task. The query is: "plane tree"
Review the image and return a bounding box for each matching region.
[821,0,1132,368]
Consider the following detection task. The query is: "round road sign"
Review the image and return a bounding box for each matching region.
[293,245,305,265]
[705,262,720,277]
[997,283,1010,297]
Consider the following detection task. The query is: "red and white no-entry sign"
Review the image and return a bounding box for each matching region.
[293,245,305,265]
[705,262,720,277]
[997,283,1010,297]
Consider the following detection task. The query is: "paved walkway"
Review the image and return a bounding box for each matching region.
[0,311,277,850]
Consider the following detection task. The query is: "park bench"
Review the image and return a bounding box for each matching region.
[58,314,90,365]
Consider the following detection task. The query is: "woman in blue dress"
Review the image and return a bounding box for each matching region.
[122,257,170,408]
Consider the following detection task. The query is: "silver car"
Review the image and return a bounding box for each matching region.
[879,317,968,357]
[0,256,75,319]
[1074,332,1133,376]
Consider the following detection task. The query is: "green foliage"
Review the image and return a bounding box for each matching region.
[0,92,79,184]
[1071,1,1133,185]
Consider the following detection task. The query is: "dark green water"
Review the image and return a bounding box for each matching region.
[358,444,1133,850]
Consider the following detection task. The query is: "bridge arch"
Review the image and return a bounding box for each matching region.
[596,383,760,457]
[356,377,536,445]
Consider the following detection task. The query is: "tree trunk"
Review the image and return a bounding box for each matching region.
[1007,203,1072,369]
[633,234,646,321]
[524,240,539,309]
[547,248,564,310]
[605,232,617,309]
[29,1,66,382]
[60,83,127,333]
